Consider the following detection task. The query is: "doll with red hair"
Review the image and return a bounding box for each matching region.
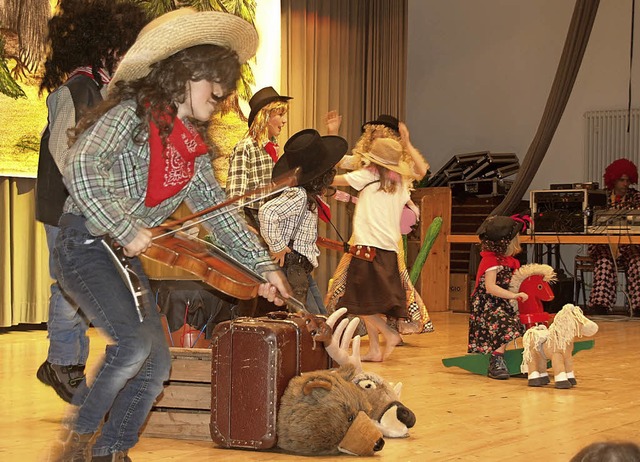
[587,158,640,316]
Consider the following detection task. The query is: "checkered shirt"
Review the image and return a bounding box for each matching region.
[62,100,277,275]
[258,187,320,267]
[226,136,275,214]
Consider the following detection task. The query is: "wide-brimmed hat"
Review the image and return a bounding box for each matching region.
[272,129,348,185]
[109,8,258,93]
[477,215,522,243]
[354,138,413,177]
[361,114,400,133]
[247,86,292,128]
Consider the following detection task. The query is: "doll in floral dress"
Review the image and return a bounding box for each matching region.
[467,215,528,380]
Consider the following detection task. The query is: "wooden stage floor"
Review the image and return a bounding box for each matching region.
[2,311,640,461]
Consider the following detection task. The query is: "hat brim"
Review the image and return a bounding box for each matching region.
[108,10,258,94]
[272,136,348,185]
[355,149,414,178]
[247,95,292,128]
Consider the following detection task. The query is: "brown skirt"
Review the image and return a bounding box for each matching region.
[338,248,408,318]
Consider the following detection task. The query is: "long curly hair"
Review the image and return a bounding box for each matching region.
[70,44,241,155]
[39,0,147,94]
[604,158,638,190]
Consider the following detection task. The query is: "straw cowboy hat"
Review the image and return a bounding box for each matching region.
[247,86,292,128]
[109,8,258,92]
[361,114,400,134]
[272,129,348,185]
[354,138,413,177]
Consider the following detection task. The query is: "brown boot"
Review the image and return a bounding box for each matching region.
[92,451,131,462]
[50,430,95,462]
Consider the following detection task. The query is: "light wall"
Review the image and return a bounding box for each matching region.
[407,0,640,192]
[239,0,281,118]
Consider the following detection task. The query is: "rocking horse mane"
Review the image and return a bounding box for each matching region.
[508,263,557,293]
[547,305,588,352]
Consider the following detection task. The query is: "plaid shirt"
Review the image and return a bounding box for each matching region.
[62,100,276,275]
[226,136,275,215]
[258,187,320,267]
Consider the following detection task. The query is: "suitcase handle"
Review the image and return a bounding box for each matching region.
[265,311,290,320]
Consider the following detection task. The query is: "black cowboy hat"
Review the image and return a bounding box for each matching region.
[272,129,348,186]
[247,86,292,128]
[477,215,522,243]
[361,114,400,134]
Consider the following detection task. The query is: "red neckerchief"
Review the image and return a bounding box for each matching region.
[145,116,209,207]
[316,196,331,223]
[264,141,279,163]
[472,251,521,293]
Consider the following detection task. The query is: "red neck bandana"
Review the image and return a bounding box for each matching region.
[316,196,331,223]
[145,116,209,207]
[264,141,279,163]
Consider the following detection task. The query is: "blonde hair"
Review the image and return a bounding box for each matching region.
[352,124,416,181]
[248,100,289,146]
[505,235,522,257]
[368,164,400,193]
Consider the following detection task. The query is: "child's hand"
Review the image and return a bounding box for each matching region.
[324,110,342,135]
[399,121,410,144]
[271,247,291,267]
[515,292,529,302]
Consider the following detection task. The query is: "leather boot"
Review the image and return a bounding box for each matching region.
[487,354,510,380]
[92,451,131,462]
[50,430,95,462]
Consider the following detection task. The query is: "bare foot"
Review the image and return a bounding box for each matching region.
[382,332,403,360]
[361,350,383,362]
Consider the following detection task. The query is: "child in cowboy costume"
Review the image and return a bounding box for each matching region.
[331,137,419,362]
[468,215,528,380]
[259,129,347,313]
[326,114,434,336]
[35,0,147,405]
[50,9,289,461]
[226,86,293,229]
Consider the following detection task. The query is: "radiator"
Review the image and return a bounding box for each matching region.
[584,109,640,183]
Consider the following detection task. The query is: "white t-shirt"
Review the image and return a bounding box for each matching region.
[343,168,410,252]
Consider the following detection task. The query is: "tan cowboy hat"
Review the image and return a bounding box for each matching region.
[355,138,413,177]
[109,8,258,93]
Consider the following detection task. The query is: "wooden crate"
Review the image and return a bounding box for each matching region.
[142,347,212,441]
[450,273,471,313]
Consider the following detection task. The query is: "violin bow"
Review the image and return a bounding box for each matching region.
[153,168,301,239]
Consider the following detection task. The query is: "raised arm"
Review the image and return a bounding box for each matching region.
[399,122,429,180]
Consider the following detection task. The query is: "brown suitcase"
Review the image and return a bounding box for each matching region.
[209,313,332,449]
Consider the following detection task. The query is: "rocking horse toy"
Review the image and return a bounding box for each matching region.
[508,263,557,329]
[443,264,595,377]
[522,303,598,388]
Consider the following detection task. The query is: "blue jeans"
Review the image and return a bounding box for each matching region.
[306,275,327,315]
[53,215,171,455]
[44,224,90,366]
